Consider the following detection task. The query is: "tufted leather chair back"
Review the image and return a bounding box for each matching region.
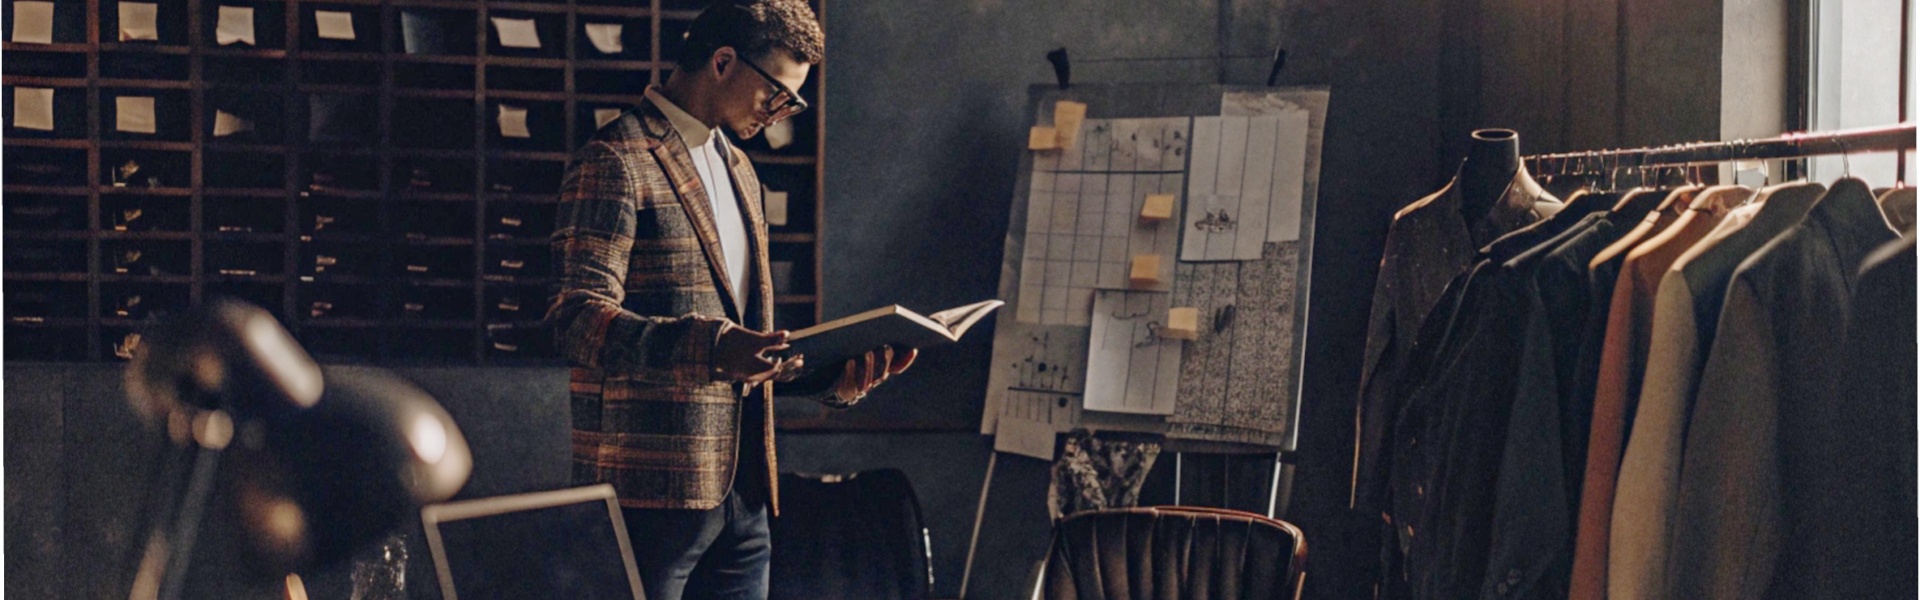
[1040,506,1306,600]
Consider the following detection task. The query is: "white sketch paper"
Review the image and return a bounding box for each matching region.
[1180,109,1311,260]
[212,110,252,137]
[117,2,158,42]
[497,104,530,138]
[13,87,53,131]
[11,1,54,44]
[583,22,622,54]
[491,17,540,49]
[994,415,1057,460]
[1083,290,1184,415]
[215,5,254,45]
[1018,116,1189,326]
[115,96,155,134]
[314,10,355,41]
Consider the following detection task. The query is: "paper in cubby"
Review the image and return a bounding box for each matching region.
[583,22,622,54]
[497,104,530,139]
[13,87,54,131]
[313,10,354,41]
[11,1,54,44]
[593,107,622,128]
[490,16,539,49]
[117,1,158,42]
[215,5,254,45]
[212,110,252,137]
[115,96,156,134]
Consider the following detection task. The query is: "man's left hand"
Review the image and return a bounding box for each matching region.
[832,346,917,404]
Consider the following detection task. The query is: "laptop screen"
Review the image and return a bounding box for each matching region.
[423,485,643,600]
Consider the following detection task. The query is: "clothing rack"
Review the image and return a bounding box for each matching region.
[1524,123,1917,175]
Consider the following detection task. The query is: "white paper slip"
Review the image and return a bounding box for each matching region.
[764,118,794,149]
[592,107,621,128]
[314,10,354,40]
[115,96,156,134]
[13,87,53,131]
[11,1,54,44]
[117,2,158,42]
[497,104,530,138]
[212,110,252,137]
[763,189,789,226]
[490,16,539,49]
[993,415,1058,460]
[1082,290,1184,415]
[215,5,254,45]
[583,22,622,54]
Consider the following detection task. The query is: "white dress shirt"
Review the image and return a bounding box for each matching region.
[645,88,750,317]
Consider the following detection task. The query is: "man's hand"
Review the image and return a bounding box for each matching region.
[832,346,917,404]
[714,326,795,385]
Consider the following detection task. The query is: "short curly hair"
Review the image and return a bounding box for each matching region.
[675,0,825,71]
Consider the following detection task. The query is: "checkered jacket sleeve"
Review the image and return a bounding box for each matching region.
[548,140,729,384]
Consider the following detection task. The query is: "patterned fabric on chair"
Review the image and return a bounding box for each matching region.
[1041,506,1307,600]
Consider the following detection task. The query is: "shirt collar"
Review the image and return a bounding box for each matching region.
[645,87,717,148]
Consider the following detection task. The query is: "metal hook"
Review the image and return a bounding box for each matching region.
[1835,135,1852,179]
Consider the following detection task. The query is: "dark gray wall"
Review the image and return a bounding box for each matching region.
[6,1,1742,599]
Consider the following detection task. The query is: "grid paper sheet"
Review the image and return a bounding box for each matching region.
[1017,117,1190,326]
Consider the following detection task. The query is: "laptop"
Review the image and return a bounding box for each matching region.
[421,484,646,600]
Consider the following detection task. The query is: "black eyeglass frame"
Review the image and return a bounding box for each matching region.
[736,56,809,124]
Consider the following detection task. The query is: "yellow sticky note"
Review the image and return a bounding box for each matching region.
[1140,193,1175,223]
[1028,126,1058,150]
[1053,100,1087,149]
[1128,254,1161,288]
[1161,307,1200,340]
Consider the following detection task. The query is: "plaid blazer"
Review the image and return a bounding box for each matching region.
[549,101,820,511]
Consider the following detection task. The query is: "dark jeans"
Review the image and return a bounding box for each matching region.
[622,477,771,600]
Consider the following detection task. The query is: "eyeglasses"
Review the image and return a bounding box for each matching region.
[738,58,809,124]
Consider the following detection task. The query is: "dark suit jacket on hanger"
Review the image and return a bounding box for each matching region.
[1667,179,1896,600]
[1606,181,1824,600]
[1354,167,1557,515]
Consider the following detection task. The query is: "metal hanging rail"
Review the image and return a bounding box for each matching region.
[1524,123,1917,175]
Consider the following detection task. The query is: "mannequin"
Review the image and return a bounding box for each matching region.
[1458,128,1523,223]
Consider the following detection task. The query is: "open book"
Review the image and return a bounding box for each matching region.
[782,300,1004,378]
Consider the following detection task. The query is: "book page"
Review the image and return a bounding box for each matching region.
[1083,290,1183,415]
[928,299,1003,336]
[215,5,254,46]
[11,1,54,44]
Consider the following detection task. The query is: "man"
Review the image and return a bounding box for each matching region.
[547,2,911,598]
